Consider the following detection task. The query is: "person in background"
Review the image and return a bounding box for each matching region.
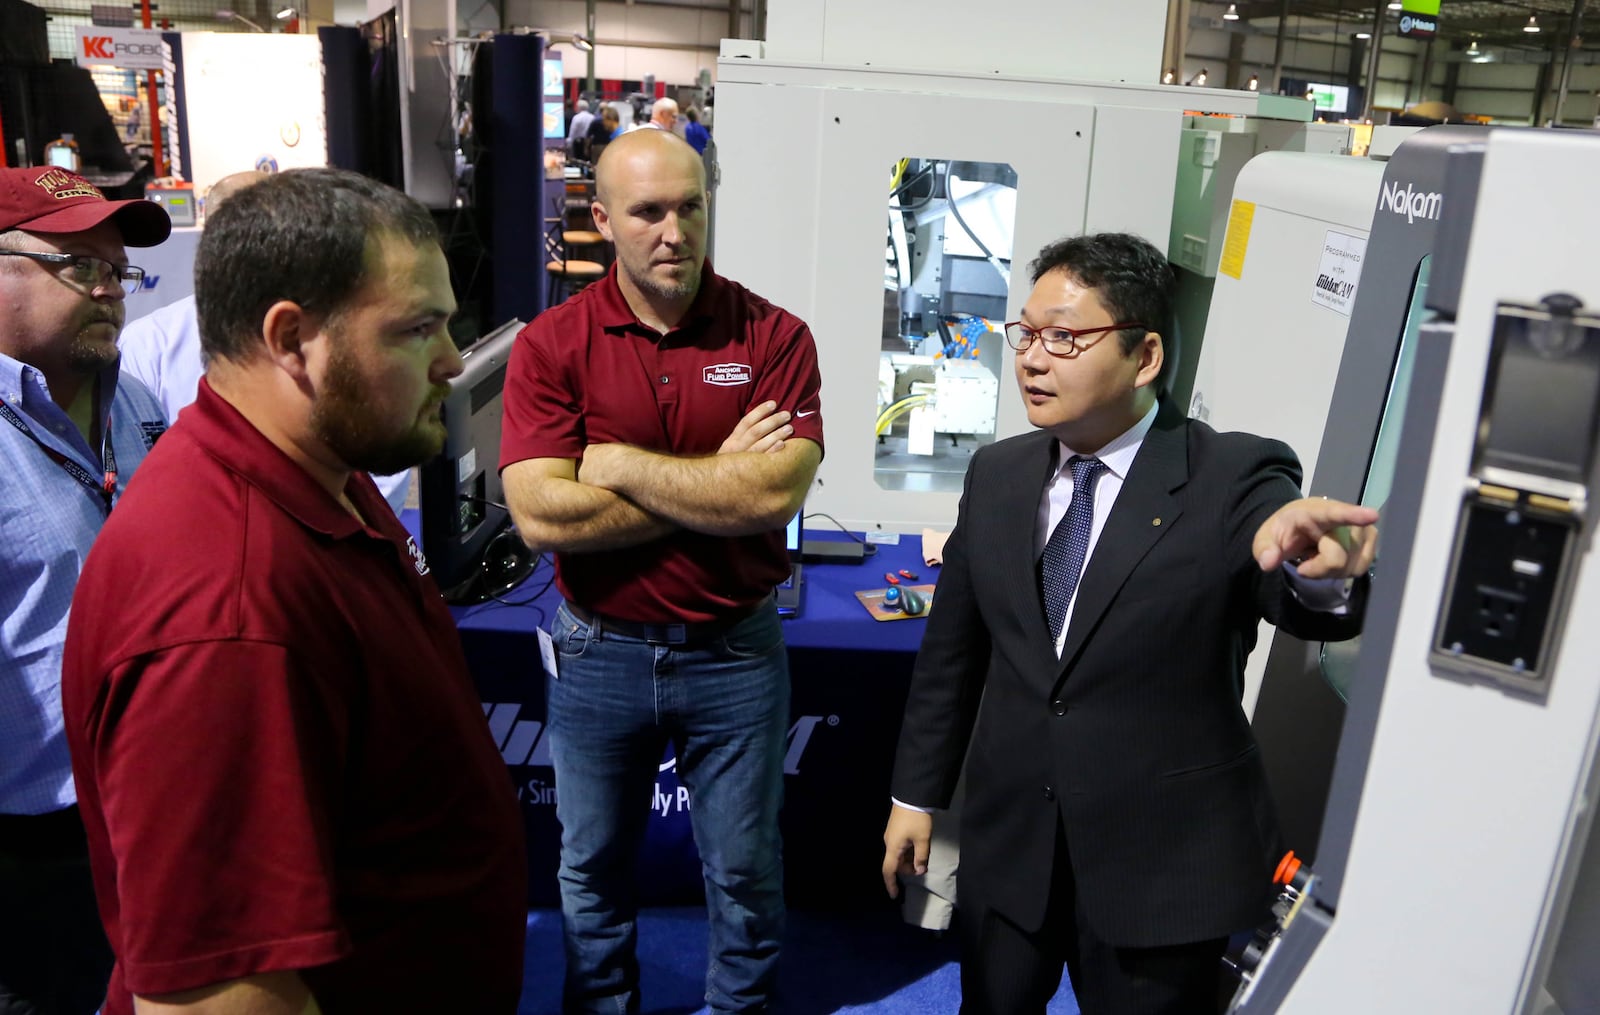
[0,165,170,1015]
[587,105,622,165]
[500,127,823,1015]
[639,96,679,133]
[61,168,526,1015]
[683,106,710,154]
[882,233,1378,1015]
[119,170,414,516]
[568,98,595,160]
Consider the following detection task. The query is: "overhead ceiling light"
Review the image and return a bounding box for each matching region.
[1247,73,1259,91]
[1355,31,1372,39]
[571,32,593,52]
[1387,1,1402,8]
[214,8,266,32]
[1467,38,1481,54]
[1524,14,1541,32]
[274,5,295,19]
[1223,4,1240,20]
[1162,67,1177,84]
[1187,68,1209,86]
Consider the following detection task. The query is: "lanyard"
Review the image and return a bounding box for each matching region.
[0,399,117,511]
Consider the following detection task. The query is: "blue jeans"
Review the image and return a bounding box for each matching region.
[547,601,789,1015]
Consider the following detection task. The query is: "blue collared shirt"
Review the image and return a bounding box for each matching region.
[0,352,166,815]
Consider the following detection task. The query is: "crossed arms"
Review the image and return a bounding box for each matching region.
[503,401,821,554]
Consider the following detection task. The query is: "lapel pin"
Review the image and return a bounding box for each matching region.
[1152,517,1162,526]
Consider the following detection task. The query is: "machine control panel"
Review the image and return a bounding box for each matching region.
[1431,296,1600,694]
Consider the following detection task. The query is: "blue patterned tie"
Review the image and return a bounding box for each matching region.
[1041,456,1107,643]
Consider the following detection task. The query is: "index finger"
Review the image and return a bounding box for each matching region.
[741,400,780,426]
[1301,499,1380,529]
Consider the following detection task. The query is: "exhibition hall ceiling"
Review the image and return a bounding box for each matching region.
[1228,0,1600,49]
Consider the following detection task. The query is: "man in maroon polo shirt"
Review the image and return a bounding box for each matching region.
[60,168,527,1015]
[500,128,823,1014]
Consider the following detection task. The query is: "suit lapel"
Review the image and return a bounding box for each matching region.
[1056,408,1190,676]
[1001,432,1063,669]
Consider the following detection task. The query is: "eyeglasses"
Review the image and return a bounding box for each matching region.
[0,249,146,295]
[1003,320,1148,358]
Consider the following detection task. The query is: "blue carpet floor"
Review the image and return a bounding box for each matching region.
[519,906,1079,1014]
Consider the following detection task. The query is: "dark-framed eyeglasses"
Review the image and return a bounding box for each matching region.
[0,249,146,295]
[1003,320,1148,358]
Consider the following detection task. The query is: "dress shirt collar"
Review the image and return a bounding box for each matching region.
[1051,400,1159,482]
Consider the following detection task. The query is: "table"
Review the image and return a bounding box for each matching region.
[449,530,938,908]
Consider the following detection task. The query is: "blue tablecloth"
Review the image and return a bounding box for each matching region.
[415,514,939,909]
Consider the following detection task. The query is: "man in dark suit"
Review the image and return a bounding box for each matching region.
[881,232,1378,1014]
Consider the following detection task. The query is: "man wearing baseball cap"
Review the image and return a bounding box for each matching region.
[0,166,170,1015]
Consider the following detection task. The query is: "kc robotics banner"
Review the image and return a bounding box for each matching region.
[74,26,165,71]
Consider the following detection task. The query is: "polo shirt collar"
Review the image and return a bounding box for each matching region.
[593,259,726,336]
[188,378,383,540]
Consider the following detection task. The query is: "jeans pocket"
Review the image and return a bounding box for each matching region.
[554,603,595,658]
[715,611,784,660]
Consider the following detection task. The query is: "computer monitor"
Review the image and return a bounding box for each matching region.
[785,509,802,557]
[418,318,533,603]
[776,508,804,617]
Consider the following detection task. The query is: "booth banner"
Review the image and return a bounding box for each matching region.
[74,26,165,70]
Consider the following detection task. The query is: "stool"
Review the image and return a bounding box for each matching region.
[562,229,610,268]
[546,226,607,306]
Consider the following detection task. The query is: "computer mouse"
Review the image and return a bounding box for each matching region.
[882,586,902,610]
[901,588,926,616]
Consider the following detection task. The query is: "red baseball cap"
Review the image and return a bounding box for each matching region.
[0,166,172,247]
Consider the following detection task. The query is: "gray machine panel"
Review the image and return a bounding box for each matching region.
[1230,319,1455,1013]
[1250,125,1487,866]
[1234,125,1600,1015]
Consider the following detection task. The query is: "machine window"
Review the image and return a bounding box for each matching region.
[875,157,1018,493]
[1319,254,1433,699]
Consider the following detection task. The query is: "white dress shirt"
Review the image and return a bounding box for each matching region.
[1039,403,1157,658]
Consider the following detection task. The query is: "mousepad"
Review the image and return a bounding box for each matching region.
[854,584,937,621]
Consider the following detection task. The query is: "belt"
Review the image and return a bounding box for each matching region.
[564,598,765,646]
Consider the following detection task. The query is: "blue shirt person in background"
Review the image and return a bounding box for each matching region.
[0,165,170,1015]
[683,106,710,154]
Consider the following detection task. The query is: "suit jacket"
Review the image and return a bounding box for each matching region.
[890,404,1366,948]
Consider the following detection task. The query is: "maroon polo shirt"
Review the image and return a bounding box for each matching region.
[61,381,527,1014]
[500,262,825,623]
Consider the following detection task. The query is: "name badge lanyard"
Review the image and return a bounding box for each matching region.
[0,401,117,511]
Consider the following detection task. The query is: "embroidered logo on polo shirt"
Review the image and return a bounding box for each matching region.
[702,362,752,387]
[138,420,166,449]
[405,536,430,576]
